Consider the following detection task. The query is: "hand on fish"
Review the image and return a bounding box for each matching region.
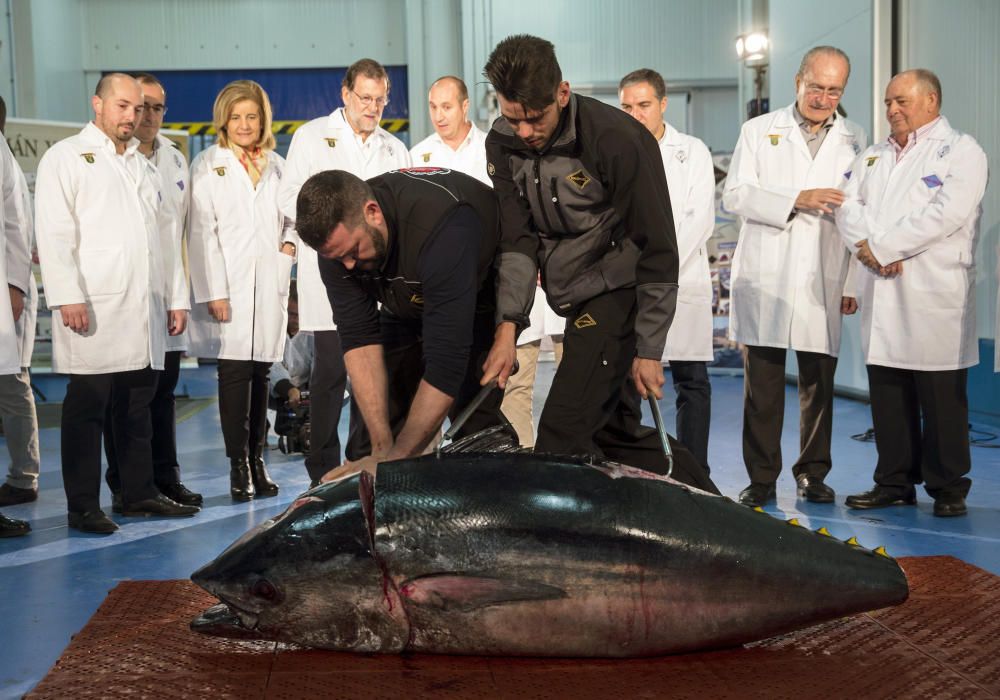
[320,455,380,483]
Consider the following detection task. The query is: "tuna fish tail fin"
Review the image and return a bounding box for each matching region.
[399,573,567,612]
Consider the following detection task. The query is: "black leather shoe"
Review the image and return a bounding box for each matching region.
[796,475,835,503]
[158,482,204,507]
[230,458,255,502]
[121,494,199,517]
[111,492,123,514]
[250,451,279,498]
[933,495,967,517]
[738,483,776,507]
[845,486,917,510]
[0,511,30,537]
[0,483,38,506]
[68,510,118,534]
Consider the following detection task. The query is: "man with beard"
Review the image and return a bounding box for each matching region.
[35,73,196,533]
[295,168,504,476]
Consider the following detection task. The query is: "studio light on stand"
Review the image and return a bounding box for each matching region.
[736,31,769,119]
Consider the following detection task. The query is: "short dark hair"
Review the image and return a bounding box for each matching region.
[342,58,390,93]
[619,68,667,101]
[0,95,6,134]
[296,170,374,251]
[132,71,166,98]
[483,34,562,111]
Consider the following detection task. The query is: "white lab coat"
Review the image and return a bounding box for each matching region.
[278,108,410,331]
[187,145,293,363]
[35,123,182,374]
[409,123,491,185]
[2,142,37,369]
[1,139,29,375]
[723,104,867,356]
[836,116,988,371]
[659,123,715,362]
[150,133,191,353]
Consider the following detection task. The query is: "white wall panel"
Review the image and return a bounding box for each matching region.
[82,0,407,70]
[902,0,1000,345]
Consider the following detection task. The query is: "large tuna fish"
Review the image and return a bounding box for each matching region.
[191,433,908,657]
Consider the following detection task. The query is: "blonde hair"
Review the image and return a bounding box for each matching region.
[212,80,276,151]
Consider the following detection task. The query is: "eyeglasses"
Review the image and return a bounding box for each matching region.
[805,85,844,100]
[144,104,167,115]
[351,89,389,109]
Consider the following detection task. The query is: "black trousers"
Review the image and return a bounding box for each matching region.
[217,359,270,461]
[105,350,182,493]
[345,310,503,461]
[62,367,159,514]
[305,329,351,480]
[668,360,712,473]
[535,288,718,494]
[867,364,971,499]
[742,345,837,485]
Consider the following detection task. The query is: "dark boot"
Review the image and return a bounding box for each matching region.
[230,458,254,502]
[250,445,279,498]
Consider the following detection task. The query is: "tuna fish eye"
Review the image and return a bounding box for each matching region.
[250,578,281,603]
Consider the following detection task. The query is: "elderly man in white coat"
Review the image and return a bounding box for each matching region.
[35,74,196,534]
[723,46,867,507]
[0,132,32,537]
[837,69,988,518]
[409,76,490,185]
[278,58,410,486]
[620,68,716,473]
[103,73,202,511]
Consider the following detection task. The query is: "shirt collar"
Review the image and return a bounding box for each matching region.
[793,105,836,133]
[83,121,141,155]
[888,116,941,153]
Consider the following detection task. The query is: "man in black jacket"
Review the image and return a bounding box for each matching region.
[296,168,505,476]
[480,34,717,492]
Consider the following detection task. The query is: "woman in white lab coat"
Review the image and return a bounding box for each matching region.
[188,80,294,501]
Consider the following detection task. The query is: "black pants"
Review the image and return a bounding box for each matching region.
[217,359,270,461]
[345,310,503,461]
[867,364,971,499]
[535,288,718,494]
[305,329,351,481]
[105,351,181,493]
[62,367,159,514]
[668,360,711,473]
[742,345,837,485]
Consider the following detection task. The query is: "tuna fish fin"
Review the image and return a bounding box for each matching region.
[399,574,567,612]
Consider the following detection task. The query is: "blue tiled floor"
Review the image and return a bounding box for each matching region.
[1,364,998,698]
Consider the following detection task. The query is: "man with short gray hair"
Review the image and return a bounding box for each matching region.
[837,69,987,517]
[723,46,867,507]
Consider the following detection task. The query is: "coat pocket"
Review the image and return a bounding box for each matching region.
[79,248,126,297]
[276,252,295,296]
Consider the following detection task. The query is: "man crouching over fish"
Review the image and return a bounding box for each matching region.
[296,167,507,478]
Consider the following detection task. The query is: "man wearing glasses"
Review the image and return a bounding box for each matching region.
[279,58,410,487]
[723,46,867,507]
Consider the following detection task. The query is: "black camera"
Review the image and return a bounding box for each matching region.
[276,390,310,455]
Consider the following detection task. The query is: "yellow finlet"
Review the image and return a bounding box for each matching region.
[817,527,831,536]
[753,506,764,513]
[787,518,801,527]
[874,546,890,558]
[845,536,860,546]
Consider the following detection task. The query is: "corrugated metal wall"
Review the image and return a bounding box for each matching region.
[82,0,408,70]
[902,0,999,345]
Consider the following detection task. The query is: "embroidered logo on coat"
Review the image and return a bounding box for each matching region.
[768,134,781,146]
[409,293,424,305]
[573,313,597,329]
[937,144,950,159]
[422,152,431,163]
[921,174,944,188]
[866,156,879,167]
[566,169,591,189]
[675,151,686,163]
[215,167,226,176]
[177,180,185,191]
[81,153,95,164]
[487,163,495,176]
[325,138,337,148]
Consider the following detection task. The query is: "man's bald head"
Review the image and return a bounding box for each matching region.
[430,76,469,102]
[427,76,471,145]
[91,73,144,149]
[95,72,141,99]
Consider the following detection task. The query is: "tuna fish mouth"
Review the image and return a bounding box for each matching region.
[191,602,264,639]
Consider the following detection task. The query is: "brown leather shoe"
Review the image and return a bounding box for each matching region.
[0,483,38,506]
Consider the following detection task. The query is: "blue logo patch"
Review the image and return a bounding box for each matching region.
[844,171,852,181]
[922,174,943,188]
[176,180,185,191]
